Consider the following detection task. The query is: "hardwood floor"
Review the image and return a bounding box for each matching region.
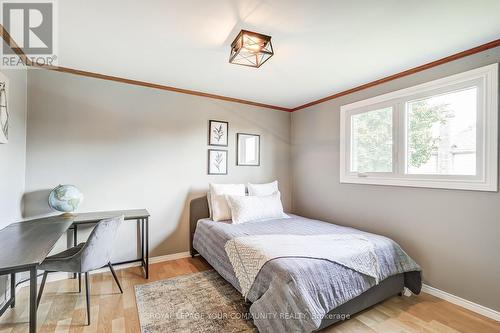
[0,257,498,333]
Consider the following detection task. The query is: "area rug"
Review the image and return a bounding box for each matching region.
[134,270,257,333]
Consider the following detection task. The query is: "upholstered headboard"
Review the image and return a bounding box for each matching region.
[189,196,210,257]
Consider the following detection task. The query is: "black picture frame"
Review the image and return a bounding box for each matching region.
[208,149,228,175]
[208,120,229,146]
[0,80,9,144]
[236,133,260,166]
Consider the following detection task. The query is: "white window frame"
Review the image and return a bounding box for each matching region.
[340,63,498,191]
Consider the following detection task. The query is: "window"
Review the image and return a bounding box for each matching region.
[406,88,477,176]
[340,63,498,191]
[351,107,393,173]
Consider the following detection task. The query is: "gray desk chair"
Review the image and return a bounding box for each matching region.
[37,215,124,325]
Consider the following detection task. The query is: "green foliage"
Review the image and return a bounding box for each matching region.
[352,102,452,173]
[352,108,393,173]
[408,101,452,168]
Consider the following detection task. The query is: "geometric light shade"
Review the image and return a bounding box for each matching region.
[229,30,274,68]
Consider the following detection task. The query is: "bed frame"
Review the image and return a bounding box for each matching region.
[189,196,405,329]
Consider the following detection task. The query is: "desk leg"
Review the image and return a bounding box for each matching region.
[73,225,78,247]
[73,225,78,279]
[10,273,15,308]
[140,219,144,268]
[29,267,37,333]
[145,217,149,279]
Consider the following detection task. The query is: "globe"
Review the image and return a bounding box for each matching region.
[48,184,84,213]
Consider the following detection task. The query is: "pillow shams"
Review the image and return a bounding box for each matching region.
[226,191,287,224]
[247,180,279,196]
[209,183,245,221]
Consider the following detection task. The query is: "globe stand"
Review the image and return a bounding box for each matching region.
[61,212,76,217]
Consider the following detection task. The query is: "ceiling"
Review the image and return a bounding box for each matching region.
[57,0,500,109]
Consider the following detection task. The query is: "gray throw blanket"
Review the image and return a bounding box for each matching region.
[225,234,384,298]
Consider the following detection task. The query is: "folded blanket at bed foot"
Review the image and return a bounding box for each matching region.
[225,232,421,333]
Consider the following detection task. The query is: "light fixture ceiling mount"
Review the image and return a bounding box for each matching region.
[229,30,274,68]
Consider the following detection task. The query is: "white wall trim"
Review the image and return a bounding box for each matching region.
[422,284,500,322]
[149,251,191,263]
[16,251,192,290]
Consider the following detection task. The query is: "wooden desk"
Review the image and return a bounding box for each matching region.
[71,209,150,279]
[0,215,74,333]
[0,209,150,333]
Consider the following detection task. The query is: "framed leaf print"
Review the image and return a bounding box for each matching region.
[208,120,228,146]
[0,75,9,144]
[208,149,228,175]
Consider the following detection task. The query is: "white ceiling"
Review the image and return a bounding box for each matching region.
[57,0,500,109]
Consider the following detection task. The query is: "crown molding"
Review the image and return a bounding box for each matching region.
[2,24,499,113]
[291,39,500,111]
[0,24,31,66]
[0,24,292,112]
[36,65,293,112]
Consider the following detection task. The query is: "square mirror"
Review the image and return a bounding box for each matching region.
[237,133,260,166]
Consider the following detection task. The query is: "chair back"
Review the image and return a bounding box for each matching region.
[80,215,124,272]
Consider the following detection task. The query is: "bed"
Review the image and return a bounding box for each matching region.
[190,196,421,332]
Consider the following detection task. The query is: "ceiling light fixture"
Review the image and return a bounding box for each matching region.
[229,30,274,68]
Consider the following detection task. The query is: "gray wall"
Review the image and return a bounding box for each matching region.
[0,69,27,308]
[291,46,500,311]
[25,69,291,261]
[0,69,27,227]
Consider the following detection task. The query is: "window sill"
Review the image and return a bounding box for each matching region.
[339,175,498,192]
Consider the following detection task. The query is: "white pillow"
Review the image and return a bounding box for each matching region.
[226,191,288,224]
[247,180,279,196]
[209,183,245,221]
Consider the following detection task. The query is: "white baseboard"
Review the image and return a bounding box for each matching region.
[422,284,500,322]
[15,251,192,290]
[149,251,191,263]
